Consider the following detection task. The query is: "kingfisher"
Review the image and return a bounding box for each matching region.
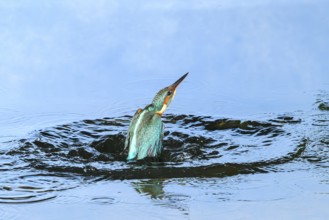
[125,72,189,161]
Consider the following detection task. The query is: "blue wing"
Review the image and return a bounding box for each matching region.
[136,113,164,160]
[125,109,164,160]
[125,108,142,158]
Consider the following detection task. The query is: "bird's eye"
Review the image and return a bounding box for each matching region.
[167,90,173,96]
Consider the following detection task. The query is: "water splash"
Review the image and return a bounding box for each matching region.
[3,108,328,203]
[3,114,305,178]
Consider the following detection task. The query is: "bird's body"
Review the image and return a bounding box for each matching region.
[125,73,188,161]
[125,105,164,160]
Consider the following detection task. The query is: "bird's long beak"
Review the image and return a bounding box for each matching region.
[156,72,189,116]
[171,72,189,90]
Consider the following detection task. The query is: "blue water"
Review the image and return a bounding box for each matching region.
[1,1,329,219]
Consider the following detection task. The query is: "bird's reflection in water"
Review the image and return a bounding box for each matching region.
[131,179,190,215]
[132,179,165,199]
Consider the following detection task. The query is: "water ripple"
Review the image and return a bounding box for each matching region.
[0,172,81,204]
[2,114,306,180]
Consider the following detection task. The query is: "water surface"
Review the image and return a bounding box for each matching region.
[1,1,329,219]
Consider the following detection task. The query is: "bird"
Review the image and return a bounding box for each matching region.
[125,72,189,161]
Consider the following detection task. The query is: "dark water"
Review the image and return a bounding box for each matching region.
[0,114,303,181]
[1,1,329,219]
[1,103,328,218]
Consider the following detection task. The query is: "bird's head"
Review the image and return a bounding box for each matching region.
[152,72,188,116]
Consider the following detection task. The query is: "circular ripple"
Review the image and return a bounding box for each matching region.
[91,197,117,204]
[0,173,81,204]
[2,114,306,180]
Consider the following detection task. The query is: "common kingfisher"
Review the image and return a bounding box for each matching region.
[125,73,188,161]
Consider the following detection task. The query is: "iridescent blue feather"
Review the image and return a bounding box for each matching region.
[125,72,188,161]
